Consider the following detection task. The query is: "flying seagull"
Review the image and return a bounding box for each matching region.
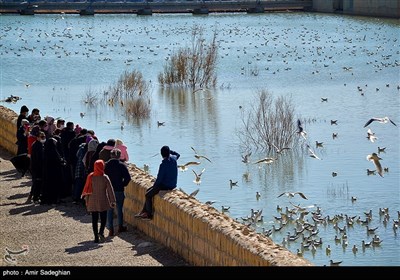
[192,168,206,185]
[277,192,308,200]
[306,144,321,160]
[366,128,378,143]
[364,117,397,128]
[366,153,383,177]
[271,142,291,154]
[191,147,212,163]
[178,161,201,172]
[188,188,200,198]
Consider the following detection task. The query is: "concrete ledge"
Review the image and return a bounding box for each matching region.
[0,105,311,266]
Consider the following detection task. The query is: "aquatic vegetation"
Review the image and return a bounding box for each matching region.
[158,25,218,91]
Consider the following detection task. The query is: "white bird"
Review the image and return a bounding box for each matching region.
[192,168,205,185]
[253,157,277,164]
[277,192,308,200]
[256,192,261,200]
[271,142,291,154]
[178,161,201,171]
[191,147,212,163]
[366,128,378,143]
[306,144,321,160]
[364,117,397,127]
[366,153,383,177]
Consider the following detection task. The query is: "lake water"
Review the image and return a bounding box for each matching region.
[1,12,399,266]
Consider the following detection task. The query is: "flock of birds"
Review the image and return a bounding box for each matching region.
[1,14,399,266]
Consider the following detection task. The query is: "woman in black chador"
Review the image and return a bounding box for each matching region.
[41,137,66,205]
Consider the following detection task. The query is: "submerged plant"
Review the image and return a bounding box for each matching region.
[158,25,218,91]
[105,70,151,118]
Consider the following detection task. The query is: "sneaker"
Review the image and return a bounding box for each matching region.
[135,212,145,218]
[138,212,152,220]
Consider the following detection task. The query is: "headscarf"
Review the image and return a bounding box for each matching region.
[81,160,105,198]
[87,139,99,152]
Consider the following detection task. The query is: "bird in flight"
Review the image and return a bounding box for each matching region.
[191,147,212,163]
[366,153,383,177]
[188,188,200,198]
[178,161,201,171]
[364,117,397,127]
[296,119,307,140]
[205,200,216,205]
[277,192,308,200]
[366,128,378,143]
[253,157,277,164]
[306,144,321,160]
[271,142,291,154]
[192,168,205,185]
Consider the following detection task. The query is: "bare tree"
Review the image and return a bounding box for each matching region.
[237,90,299,153]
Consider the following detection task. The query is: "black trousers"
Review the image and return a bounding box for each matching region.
[141,183,170,217]
[91,211,107,238]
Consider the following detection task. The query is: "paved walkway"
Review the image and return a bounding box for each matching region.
[0,147,188,268]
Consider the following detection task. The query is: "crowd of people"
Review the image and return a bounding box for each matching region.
[14,105,132,242]
[13,104,181,243]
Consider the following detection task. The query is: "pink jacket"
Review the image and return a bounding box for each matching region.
[115,144,129,162]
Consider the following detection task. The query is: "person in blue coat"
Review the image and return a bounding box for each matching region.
[135,146,180,220]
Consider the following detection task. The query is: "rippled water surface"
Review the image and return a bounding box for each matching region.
[1,12,399,266]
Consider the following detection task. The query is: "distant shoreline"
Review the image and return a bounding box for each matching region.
[0,1,311,14]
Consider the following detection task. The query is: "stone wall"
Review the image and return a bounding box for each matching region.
[0,105,311,266]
